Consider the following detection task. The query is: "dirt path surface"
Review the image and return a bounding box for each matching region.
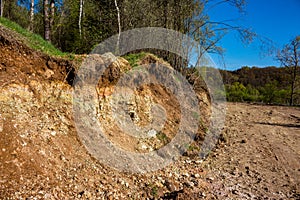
[204,103,300,199]
[1,98,299,199]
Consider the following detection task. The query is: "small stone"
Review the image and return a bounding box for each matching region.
[185,159,192,164]
[50,131,57,136]
[85,191,92,198]
[108,195,113,200]
[157,176,165,184]
[183,173,189,177]
[232,189,239,195]
[207,177,214,182]
[148,129,157,137]
[79,191,84,196]
[194,173,200,178]
[44,193,52,198]
[165,180,175,191]
[59,155,66,161]
[184,181,194,187]
[195,160,203,164]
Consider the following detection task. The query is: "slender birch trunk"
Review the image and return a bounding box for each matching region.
[79,0,84,38]
[0,0,3,17]
[44,0,50,41]
[29,0,34,31]
[114,0,121,54]
[50,0,55,39]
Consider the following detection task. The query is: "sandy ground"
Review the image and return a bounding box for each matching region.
[204,102,300,199]
[1,100,299,199]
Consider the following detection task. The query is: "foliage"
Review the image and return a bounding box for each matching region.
[123,52,147,68]
[225,82,247,102]
[223,70,296,105]
[156,132,170,144]
[221,64,300,105]
[0,0,251,69]
[276,35,300,105]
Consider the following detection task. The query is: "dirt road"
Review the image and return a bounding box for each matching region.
[204,103,300,199]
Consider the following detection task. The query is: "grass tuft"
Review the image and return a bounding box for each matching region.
[123,52,147,67]
[0,17,72,58]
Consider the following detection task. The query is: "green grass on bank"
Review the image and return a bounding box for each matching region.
[0,17,73,58]
[123,52,147,67]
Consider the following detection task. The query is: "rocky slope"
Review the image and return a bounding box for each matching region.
[0,24,213,199]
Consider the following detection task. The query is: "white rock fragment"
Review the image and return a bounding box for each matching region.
[50,131,57,136]
[184,172,190,177]
[148,129,157,137]
[141,144,147,150]
[195,160,203,164]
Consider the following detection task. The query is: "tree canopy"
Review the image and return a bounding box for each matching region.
[0,0,249,58]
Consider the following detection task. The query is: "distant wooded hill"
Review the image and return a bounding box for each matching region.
[220,66,300,105]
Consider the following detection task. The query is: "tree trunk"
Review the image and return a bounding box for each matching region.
[28,0,34,31]
[290,72,295,106]
[50,0,55,39]
[44,0,50,41]
[114,0,121,54]
[57,7,65,48]
[163,0,168,28]
[290,41,300,106]
[0,0,3,17]
[79,0,84,38]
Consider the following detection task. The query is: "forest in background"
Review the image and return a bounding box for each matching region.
[221,35,300,106]
[0,0,252,69]
[220,67,298,105]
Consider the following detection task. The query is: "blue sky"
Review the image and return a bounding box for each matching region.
[207,0,300,70]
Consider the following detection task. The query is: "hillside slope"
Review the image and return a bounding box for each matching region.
[221,66,290,88]
[0,23,213,199]
[1,22,299,199]
[0,24,75,86]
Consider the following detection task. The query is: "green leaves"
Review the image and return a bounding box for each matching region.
[225,80,293,105]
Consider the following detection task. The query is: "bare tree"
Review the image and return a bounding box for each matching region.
[50,0,55,37]
[114,0,121,53]
[44,0,50,41]
[29,0,34,31]
[79,0,84,38]
[277,36,300,106]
